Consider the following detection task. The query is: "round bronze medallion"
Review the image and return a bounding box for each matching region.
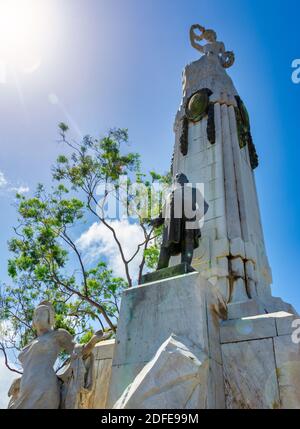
[186,90,209,122]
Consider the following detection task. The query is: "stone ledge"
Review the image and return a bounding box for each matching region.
[220,311,295,344]
[227,299,265,320]
[221,317,276,344]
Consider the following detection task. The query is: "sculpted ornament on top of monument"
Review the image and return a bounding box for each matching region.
[190,24,235,69]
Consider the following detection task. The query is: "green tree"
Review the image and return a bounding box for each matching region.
[0,125,170,372]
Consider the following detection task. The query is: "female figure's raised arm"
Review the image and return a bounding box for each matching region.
[189,24,205,54]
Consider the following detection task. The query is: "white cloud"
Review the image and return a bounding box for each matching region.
[9,185,30,194]
[0,170,29,196]
[0,357,16,408]
[0,322,21,408]
[0,320,20,408]
[76,220,146,281]
[0,171,7,188]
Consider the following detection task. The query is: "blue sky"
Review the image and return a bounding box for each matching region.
[0,0,300,408]
[0,0,299,313]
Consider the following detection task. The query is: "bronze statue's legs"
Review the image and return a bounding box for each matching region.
[157,246,171,270]
[181,229,195,266]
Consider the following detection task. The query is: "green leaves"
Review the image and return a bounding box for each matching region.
[53,125,140,190]
[58,122,69,133]
[79,330,94,344]
[7,260,17,279]
[1,124,167,370]
[144,245,160,270]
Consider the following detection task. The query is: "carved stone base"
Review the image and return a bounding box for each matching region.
[140,263,195,285]
[107,272,226,408]
[86,274,299,409]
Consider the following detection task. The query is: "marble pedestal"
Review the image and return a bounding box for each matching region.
[107,272,226,409]
[221,311,300,408]
[103,272,299,409]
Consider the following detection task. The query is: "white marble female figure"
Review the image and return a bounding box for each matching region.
[189,24,235,68]
[8,301,104,409]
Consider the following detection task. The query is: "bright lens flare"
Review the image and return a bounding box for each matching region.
[0,0,45,74]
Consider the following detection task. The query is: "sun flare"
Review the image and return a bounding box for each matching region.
[0,0,49,74]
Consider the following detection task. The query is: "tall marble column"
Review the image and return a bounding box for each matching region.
[169,25,289,316]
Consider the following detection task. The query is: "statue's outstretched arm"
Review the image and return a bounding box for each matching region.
[190,24,205,53]
[82,330,106,359]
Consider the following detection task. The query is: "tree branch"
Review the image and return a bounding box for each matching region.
[0,344,23,375]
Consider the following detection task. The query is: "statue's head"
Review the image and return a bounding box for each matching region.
[175,173,189,186]
[33,301,55,334]
[203,29,217,43]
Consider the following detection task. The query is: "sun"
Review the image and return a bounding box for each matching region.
[0,0,47,75]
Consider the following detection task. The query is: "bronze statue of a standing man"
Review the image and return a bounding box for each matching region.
[151,173,208,270]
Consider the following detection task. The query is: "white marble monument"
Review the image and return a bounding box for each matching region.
[104,24,300,410]
[10,24,299,410]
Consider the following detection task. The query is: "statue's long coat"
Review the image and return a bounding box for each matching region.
[161,185,208,255]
